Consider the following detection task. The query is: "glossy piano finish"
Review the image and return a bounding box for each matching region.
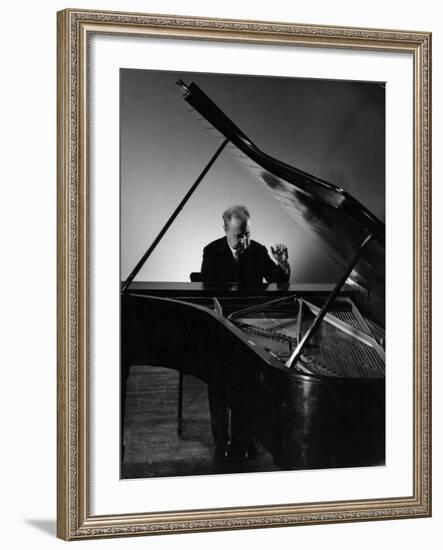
[254,366,385,469]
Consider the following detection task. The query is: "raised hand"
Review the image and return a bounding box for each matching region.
[270,243,289,269]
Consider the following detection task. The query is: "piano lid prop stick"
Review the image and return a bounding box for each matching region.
[121,138,229,292]
[286,233,373,369]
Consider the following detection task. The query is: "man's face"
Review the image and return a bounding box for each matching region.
[225,217,251,253]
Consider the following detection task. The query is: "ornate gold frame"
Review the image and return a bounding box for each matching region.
[57,8,432,540]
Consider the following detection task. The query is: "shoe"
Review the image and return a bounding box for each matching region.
[215,442,249,463]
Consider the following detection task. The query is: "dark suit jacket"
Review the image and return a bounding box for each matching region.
[201,237,290,284]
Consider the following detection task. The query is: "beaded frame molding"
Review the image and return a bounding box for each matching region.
[57,8,431,540]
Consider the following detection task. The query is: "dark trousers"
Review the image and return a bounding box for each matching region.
[207,382,251,450]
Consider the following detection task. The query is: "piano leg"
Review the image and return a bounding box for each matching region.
[177,370,184,437]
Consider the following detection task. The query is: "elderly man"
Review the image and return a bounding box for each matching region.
[201,206,290,462]
[201,205,290,283]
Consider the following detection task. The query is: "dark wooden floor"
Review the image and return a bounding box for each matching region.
[121,365,280,479]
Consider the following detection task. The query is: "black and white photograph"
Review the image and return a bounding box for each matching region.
[120,69,386,480]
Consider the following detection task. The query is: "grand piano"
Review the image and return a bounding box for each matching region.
[121,81,385,470]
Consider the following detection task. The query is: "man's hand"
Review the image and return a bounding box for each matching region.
[270,243,289,272]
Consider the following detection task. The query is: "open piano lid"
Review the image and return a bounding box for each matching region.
[176,80,385,327]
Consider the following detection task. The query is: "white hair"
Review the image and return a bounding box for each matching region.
[222,205,250,229]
